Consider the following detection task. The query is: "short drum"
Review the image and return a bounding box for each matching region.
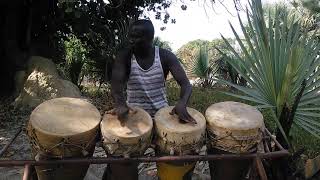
[205,101,264,180]
[27,97,101,180]
[100,107,153,180]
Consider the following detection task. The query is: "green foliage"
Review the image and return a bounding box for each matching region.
[216,54,247,86]
[64,35,87,87]
[177,39,229,74]
[264,1,320,35]
[185,45,218,87]
[177,39,223,65]
[300,0,320,13]
[43,0,179,84]
[176,39,247,87]
[153,37,172,51]
[9,0,250,87]
[218,0,320,142]
[212,40,248,87]
[85,19,130,83]
[166,80,244,112]
[293,0,320,37]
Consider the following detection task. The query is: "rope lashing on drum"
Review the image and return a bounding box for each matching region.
[207,129,262,153]
[206,128,263,154]
[28,126,98,174]
[102,134,153,158]
[157,132,206,156]
[27,126,98,159]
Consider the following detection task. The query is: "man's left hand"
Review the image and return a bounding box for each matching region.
[170,102,197,124]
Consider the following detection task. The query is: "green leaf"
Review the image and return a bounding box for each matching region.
[218,0,320,139]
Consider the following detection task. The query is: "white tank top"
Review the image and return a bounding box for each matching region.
[126,47,168,117]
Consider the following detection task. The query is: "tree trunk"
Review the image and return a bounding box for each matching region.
[276,80,306,149]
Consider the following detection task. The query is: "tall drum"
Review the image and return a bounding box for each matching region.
[205,101,264,180]
[154,106,206,180]
[27,97,101,180]
[101,107,153,180]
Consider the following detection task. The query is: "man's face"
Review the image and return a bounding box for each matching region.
[128,25,153,50]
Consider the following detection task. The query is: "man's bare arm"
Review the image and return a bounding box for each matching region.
[161,49,196,124]
[111,50,130,108]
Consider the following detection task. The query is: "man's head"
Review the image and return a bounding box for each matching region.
[128,19,154,51]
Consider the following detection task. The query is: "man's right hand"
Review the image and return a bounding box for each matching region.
[106,105,136,126]
[107,104,129,120]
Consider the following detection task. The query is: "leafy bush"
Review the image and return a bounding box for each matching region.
[185,45,218,87]
[63,35,87,87]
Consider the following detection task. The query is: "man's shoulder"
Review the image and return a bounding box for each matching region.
[158,48,176,62]
[158,47,173,55]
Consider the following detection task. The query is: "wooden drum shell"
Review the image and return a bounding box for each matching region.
[27,97,101,180]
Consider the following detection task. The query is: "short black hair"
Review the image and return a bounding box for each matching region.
[129,19,155,39]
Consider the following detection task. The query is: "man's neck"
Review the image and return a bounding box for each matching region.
[134,45,154,58]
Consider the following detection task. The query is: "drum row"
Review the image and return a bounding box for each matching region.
[27,97,264,180]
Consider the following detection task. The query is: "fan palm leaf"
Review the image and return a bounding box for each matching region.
[186,46,218,87]
[217,0,320,142]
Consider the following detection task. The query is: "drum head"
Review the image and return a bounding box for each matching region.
[154,106,206,155]
[101,107,153,139]
[205,101,263,130]
[29,97,101,137]
[154,106,206,134]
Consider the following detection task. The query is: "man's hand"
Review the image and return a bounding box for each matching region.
[170,102,197,124]
[106,105,137,126]
[107,105,129,119]
[160,49,195,124]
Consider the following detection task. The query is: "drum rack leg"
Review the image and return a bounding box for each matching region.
[0,127,22,157]
[265,128,285,150]
[22,164,32,180]
[255,157,268,180]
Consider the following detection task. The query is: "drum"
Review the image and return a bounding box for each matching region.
[154,106,206,180]
[27,97,101,180]
[205,101,264,180]
[100,107,153,180]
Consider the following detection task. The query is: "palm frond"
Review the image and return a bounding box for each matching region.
[219,0,320,139]
[185,45,218,87]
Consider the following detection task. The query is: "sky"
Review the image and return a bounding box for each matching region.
[142,0,281,51]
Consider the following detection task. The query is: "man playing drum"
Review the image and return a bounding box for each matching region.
[111,19,196,123]
[107,19,196,179]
